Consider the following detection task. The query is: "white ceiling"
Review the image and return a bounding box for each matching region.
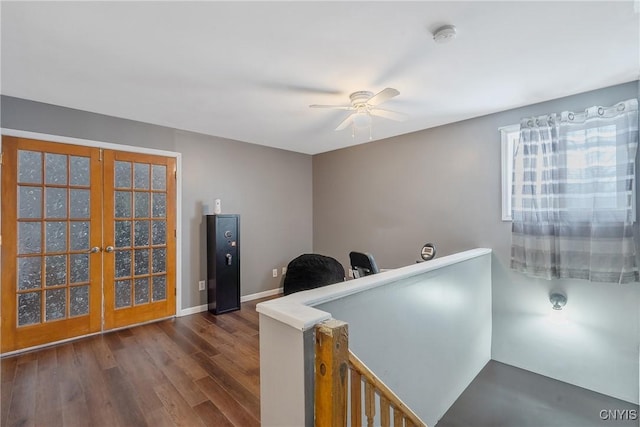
[2,1,639,155]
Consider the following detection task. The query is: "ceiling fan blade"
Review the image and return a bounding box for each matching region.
[309,104,353,110]
[370,108,408,122]
[335,113,355,131]
[366,88,400,106]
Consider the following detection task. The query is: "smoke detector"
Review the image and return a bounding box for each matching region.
[433,25,457,44]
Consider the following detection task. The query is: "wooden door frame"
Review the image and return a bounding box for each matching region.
[1,128,183,343]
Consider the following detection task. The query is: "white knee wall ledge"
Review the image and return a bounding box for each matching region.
[257,248,492,427]
[256,247,492,330]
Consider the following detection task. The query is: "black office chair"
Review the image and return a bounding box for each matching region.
[349,251,380,278]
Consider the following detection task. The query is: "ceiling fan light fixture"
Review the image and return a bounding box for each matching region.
[352,111,372,128]
[310,87,403,135]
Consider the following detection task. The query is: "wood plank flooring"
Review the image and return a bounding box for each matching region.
[1,297,275,427]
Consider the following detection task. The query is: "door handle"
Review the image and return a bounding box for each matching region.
[105,246,115,253]
[88,246,101,254]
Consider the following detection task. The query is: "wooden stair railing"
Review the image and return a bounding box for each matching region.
[315,320,428,427]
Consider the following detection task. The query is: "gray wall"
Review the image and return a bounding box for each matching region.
[1,95,313,310]
[313,81,640,403]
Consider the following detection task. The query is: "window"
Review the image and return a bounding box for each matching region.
[508,98,639,283]
[563,124,634,221]
[500,124,519,221]
[502,121,635,222]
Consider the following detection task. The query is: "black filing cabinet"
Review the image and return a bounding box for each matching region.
[206,214,240,314]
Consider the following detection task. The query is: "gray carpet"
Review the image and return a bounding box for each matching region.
[435,360,639,427]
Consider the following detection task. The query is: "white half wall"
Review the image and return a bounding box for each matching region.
[316,251,492,426]
[257,249,492,427]
[258,315,312,427]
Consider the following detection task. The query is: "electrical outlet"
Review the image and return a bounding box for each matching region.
[282,267,287,275]
[272,269,278,278]
[198,280,206,291]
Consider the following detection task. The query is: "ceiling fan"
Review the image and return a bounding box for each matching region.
[309,87,407,131]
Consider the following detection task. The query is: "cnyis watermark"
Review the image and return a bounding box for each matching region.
[599,409,638,421]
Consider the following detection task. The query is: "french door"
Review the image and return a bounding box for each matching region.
[102,149,176,330]
[1,136,176,353]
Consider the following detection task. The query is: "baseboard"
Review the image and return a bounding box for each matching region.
[177,304,208,317]
[241,287,283,302]
[177,287,283,317]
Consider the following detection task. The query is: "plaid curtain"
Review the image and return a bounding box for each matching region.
[511,98,639,283]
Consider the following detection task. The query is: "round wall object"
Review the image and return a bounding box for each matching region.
[421,243,436,261]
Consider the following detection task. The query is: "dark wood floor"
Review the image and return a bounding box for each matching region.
[8,298,636,427]
[1,297,273,427]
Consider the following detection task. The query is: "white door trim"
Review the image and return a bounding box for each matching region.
[0,128,183,320]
